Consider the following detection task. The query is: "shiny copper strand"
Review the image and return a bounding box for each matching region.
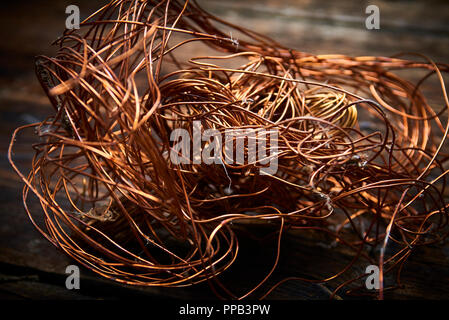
[8,0,449,299]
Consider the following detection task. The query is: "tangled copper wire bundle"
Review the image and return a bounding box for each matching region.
[8,0,449,299]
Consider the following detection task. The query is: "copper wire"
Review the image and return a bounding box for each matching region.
[8,0,449,299]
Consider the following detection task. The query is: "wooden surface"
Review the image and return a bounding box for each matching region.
[1,0,449,300]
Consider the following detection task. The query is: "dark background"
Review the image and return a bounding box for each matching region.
[0,0,449,300]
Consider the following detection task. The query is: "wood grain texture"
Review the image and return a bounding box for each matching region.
[0,0,448,300]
